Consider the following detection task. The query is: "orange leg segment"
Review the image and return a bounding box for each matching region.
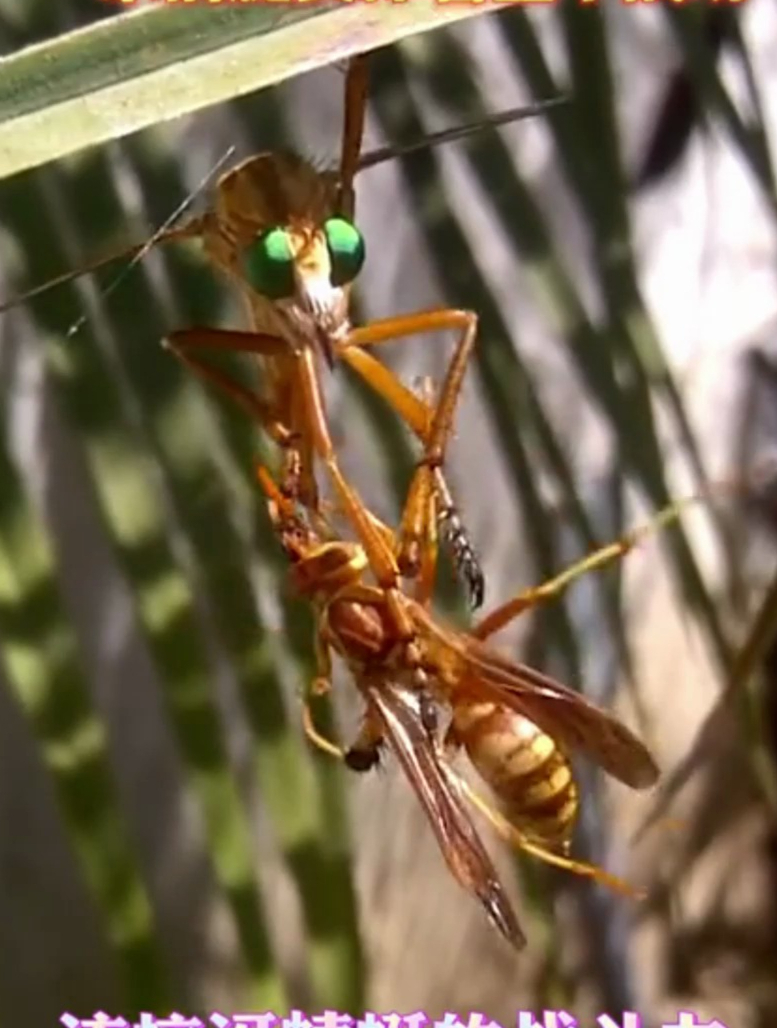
[337,55,370,219]
[338,308,481,601]
[167,327,417,642]
[473,492,710,641]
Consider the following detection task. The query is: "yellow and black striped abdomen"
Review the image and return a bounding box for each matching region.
[452,701,579,853]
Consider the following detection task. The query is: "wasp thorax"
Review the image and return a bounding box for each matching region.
[291,541,367,596]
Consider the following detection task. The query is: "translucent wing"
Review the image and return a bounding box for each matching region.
[417,609,658,790]
[469,645,657,789]
[363,679,526,950]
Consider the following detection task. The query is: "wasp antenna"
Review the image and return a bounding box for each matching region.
[256,464,281,501]
[357,96,567,172]
[2,243,132,314]
[256,464,296,514]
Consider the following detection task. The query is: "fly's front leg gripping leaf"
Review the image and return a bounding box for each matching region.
[337,55,369,219]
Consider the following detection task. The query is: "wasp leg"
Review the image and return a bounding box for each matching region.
[457,773,644,899]
[165,327,320,508]
[473,492,711,641]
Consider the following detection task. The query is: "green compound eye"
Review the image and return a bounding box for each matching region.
[244,227,295,300]
[324,217,365,287]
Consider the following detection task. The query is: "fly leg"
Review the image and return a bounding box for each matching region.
[165,327,318,507]
[338,308,482,607]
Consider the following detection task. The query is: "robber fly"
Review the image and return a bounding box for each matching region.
[0,54,562,611]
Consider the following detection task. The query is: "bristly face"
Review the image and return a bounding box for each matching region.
[204,151,365,366]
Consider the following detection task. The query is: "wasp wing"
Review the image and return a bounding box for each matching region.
[364,679,526,950]
[417,609,658,790]
[469,644,657,789]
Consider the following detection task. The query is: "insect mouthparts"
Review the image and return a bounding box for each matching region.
[315,325,336,370]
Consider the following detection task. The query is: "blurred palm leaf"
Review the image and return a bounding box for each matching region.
[1,2,776,1026]
[0,0,494,178]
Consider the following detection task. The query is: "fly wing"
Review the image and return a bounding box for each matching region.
[364,679,526,950]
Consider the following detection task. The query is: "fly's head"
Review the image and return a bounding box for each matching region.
[218,153,366,368]
[243,218,364,367]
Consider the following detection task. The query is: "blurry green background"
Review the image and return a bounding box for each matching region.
[0,1,776,1026]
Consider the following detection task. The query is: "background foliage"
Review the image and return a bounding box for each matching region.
[0,1,776,1026]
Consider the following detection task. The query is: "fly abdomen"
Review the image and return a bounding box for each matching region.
[451,701,579,853]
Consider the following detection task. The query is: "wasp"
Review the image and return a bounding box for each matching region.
[255,448,708,947]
